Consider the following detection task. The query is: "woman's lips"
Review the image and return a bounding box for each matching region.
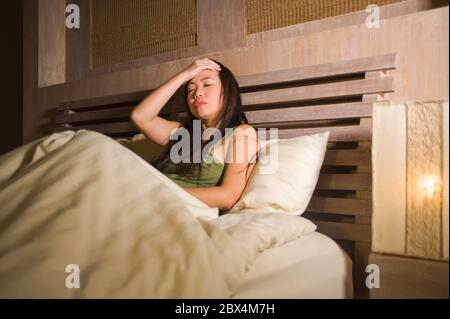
[194,101,206,107]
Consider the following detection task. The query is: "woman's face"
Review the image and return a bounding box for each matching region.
[186,69,223,127]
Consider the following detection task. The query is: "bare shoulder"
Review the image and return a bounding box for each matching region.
[234,123,256,133]
[233,124,257,139]
[236,123,255,130]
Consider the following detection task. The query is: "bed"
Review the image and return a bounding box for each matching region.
[0,129,321,298]
[0,54,397,298]
[233,231,353,299]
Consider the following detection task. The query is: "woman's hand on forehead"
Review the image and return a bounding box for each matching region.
[181,58,222,83]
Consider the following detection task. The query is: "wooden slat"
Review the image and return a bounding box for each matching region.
[56,106,135,124]
[306,196,371,216]
[316,173,371,191]
[237,53,398,87]
[58,54,397,113]
[241,77,394,106]
[58,90,149,111]
[245,102,373,124]
[323,149,371,165]
[355,190,372,200]
[314,220,372,242]
[363,93,384,102]
[276,123,371,141]
[355,216,372,224]
[365,70,388,79]
[54,121,138,134]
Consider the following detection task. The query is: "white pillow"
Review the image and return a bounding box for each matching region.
[228,131,330,215]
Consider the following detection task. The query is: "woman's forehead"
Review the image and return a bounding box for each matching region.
[188,70,220,85]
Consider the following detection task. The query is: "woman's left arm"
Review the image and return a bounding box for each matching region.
[184,124,258,210]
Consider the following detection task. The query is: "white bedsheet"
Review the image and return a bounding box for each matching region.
[0,129,319,298]
[232,231,353,299]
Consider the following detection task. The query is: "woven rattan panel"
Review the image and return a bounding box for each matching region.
[245,0,406,34]
[91,0,197,67]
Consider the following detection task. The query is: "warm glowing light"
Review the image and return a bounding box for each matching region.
[418,174,441,199]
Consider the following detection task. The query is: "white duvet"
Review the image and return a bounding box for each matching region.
[0,129,316,298]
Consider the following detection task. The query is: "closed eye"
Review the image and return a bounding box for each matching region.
[188,84,212,93]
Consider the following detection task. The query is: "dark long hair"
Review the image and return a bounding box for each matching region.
[150,59,250,178]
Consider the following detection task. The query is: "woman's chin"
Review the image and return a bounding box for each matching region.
[196,112,211,120]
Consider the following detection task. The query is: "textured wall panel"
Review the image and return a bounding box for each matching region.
[373,101,448,261]
[406,101,444,260]
[38,0,65,87]
[91,0,197,67]
[443,102,449,261]
[372,101,407,255]
[245,0,406,34]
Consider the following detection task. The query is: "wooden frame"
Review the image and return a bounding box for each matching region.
[54,53,399,298]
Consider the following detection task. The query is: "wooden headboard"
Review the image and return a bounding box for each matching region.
[55,53,398,298]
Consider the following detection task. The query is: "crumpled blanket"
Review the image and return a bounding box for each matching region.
[0,129,316,298]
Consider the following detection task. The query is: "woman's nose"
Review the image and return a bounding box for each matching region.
[194,91,204,99]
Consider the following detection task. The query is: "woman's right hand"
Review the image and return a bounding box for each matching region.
[180,58,222,82]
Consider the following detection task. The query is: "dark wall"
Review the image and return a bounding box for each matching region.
[432,0,450,7]
[0,1,23,156]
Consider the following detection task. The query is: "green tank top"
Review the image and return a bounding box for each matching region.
[163,129,233,188]
[164,154,225,188]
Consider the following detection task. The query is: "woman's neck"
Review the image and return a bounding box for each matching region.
[202,119,221,130]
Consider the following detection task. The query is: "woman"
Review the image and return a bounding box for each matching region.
[0,58,262,298]
[131,58,258,211]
